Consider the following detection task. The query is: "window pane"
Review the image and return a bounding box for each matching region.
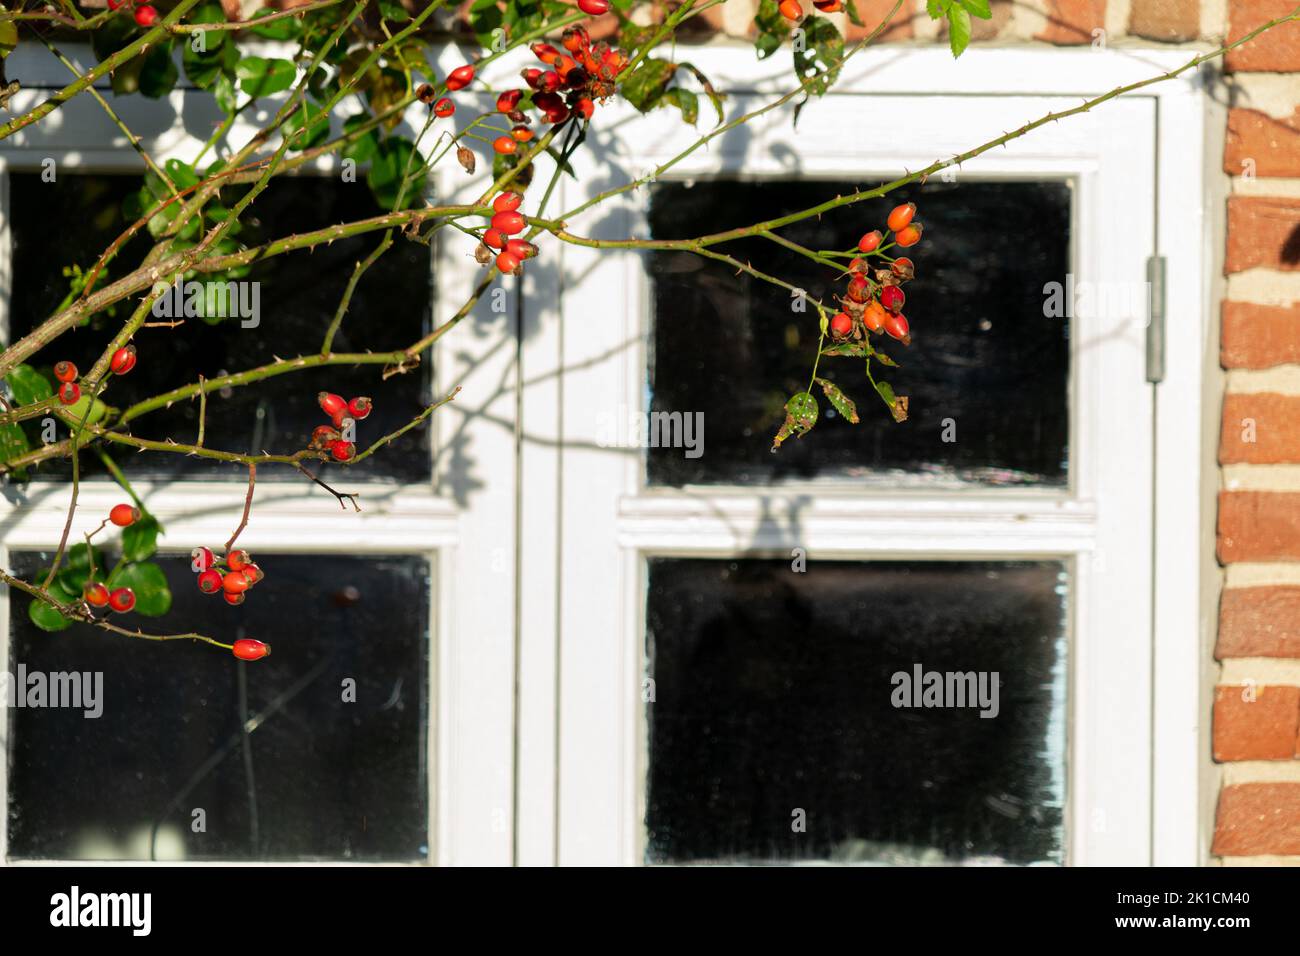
[644,558,1068,865]
[6,551,430,861]
[646,180,1071,487]
[7,174,433,483]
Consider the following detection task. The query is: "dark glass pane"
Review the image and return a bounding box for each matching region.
[646,180,1071,487]
[7,174,433,483]
[6,551,430,861]
[644,558,1067,865]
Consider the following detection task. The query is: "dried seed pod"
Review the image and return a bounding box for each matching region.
[416,83,435,104]
[457,146,476,174]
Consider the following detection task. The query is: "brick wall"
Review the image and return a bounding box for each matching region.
[1214,0,1300,866]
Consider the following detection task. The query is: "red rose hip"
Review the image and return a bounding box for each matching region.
[880,285,905,313]
[84,582,110,607]
[887,203,916,232]
[197,568,224,593]
[318,392,347,418]
[857,231,882,254]
[109,503,140,527]
[54,361,78,383]
[445,65,475,91]
[57,382,80,406]
[108,587,135,613]
[829,312,853,337]
[232,638,271,661]
[110,345,137,375]
[490,211,526,235]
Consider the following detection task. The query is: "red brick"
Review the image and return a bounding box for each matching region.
[1129,0,1200,41]
[1218,492,1300,563]
[1213,783,1300,855]
[1225,108,1300,179]
[1214,685,1300,760]
[1220,393,1300,464]
[845,0,916,42]
[1219,586,1300,658]
[1226,0,1300,72]
[1225,196,1300,274]
[1038,0,1106,45]
[1222,301,1300,368]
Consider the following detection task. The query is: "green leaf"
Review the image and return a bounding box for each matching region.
[620,58,677,113]
[844,1,864,26]
[772,391,819,451]
[139,41,179,99]
[110,561,172,617]
[662,87,699,125]
[379,0,413,22]
[754,0,791,60]
[91,15,136,63]
[816,378,859,424]
[214,71,238,113]
[110,55,144,97]
[236,57,297,97]
[61,392,108,425]
[872,377,909,423]
[29,597,71,632]
[284,101,330,151]
[342,113,380,163]
[947,5,972,57]
[820,342,872,358]
[677,61,725,126]
[249,8,304,40]
[466,0,502,46]
[925,0,946,18]
[958,0,992,18]
[183,33,237,89]
[793,15,844,97]
[164,158,199,191]
[0,421,30,474]
[121,516,161,562]
[367,137,427,210]
[872,349,899,367]
[7,364,53,405]
[54,543,104,595]
[0,20,19,59]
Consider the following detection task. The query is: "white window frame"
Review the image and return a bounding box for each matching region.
[0,45,511,865]
[0,42,1218,867]
[502,44,1215,866]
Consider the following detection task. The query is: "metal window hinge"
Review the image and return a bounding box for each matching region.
[1146,255,1166,384]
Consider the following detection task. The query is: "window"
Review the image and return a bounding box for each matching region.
[0,103,460,861]
[525,45,1210,867]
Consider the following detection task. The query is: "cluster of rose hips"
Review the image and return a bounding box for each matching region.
[80,503,143,614]
[106,0,159,27]
[478,191,538,276]
[779,0,843,20]
[52,348,136,406]
[517,25,629,128]
[827,203,924,346]
[311,392,371,461]
[192,546,265,606]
